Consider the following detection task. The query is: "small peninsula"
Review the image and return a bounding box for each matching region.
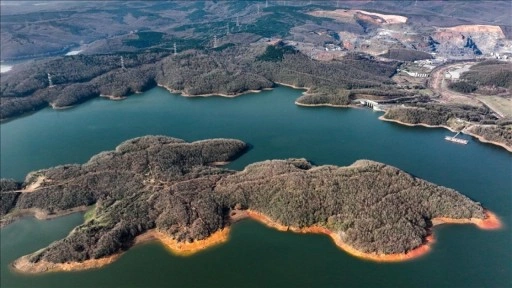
[0,136,500,273]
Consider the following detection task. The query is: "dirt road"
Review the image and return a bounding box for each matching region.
[427,61,482,106]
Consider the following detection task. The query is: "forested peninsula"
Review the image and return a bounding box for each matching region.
[2,42,511,152]
[0,44,399,120]
[0,136,500,273]
[380,105,512,152]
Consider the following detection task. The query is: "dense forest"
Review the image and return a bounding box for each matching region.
[448,60,512,93]
[0,45,401,120]
[466,125,512,147]
[1,136,487,268]
[215,158,484,254]
[461,61,512,88]
[296,89,352,106]
[448,81,477,93]
[295,86,420,106]
[382,103,498,126]
[0,51,169,118]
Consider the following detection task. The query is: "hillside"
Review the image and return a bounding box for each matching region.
[2,1,511,61]
[457,60,512,91]
[0,46,399,120]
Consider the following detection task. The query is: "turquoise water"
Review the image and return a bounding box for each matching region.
[1,86,511,287]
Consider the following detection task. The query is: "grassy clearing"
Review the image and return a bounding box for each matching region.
[83,205,96,222]
[476,95,512,118]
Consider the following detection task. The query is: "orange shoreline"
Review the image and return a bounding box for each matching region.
[11,209,502,273]
[245,210,433,262]
[244,210,502,262]
[432,211,502,230]
[12,228,231,274]
[135,228,231,257]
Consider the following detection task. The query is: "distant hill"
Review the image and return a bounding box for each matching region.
[1,1,511,60]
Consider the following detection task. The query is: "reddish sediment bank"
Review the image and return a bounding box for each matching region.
[478,211,502,229]
[244,209,501,262]
[136,228,230,256]
[11,210,502,273]
[244,210,433,262]
[432,211,502,230]
[12,228,231,274]
[12,254,121,274]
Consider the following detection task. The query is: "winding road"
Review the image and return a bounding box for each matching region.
[427,61,507,118]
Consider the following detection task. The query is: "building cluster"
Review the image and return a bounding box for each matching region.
[489,52,510,60]
[399,69,429,78]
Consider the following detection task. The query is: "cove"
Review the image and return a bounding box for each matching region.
[1,86,511,287]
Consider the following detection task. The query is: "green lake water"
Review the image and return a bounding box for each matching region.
[1,86,511,287]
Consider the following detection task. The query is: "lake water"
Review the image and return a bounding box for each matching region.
[1,86,511,287]
[0,63,13,73]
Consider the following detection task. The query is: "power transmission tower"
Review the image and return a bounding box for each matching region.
[120,56,126,69]
[213,35,218,48]
[173,42,177,56]
[47,73,54,87]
